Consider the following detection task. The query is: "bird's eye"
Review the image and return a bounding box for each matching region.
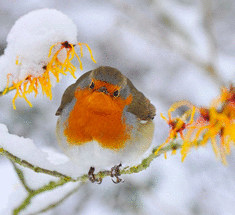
[113,90,119,97]
[90,82,95,89]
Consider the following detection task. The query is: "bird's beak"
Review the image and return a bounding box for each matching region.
[98,86,109,95]
[87,91,119,114]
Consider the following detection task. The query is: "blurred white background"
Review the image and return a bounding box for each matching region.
[0,0,234,214]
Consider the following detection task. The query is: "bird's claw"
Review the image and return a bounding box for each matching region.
[88,167,102,184]
[110,163,124,184]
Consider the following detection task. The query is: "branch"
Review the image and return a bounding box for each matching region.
[0,148,74,181]
[109,0,224,86]
[0,87,14,96]
[201,0,217,62]
[0,141,181,182]
[27,183,84,215]
[200,0,224,86]
[13,178,74,215]
[1,141,181,215]
[12,162,33,193]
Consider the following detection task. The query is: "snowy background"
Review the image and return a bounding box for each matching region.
[0,0,235,214]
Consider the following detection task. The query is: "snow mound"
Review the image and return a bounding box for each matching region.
[0,123,86,178]
[0,8,77,91]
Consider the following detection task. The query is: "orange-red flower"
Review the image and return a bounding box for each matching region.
[158,85,235,164]
[155,101,196,156]
[181,85,235,164]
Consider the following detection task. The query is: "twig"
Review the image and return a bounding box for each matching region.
[13,178,71,215]
[12,162,33,193]
[201,0,217,62]
[1,141,181,215]
[0,148,74,180]
[109,0,224,86]
[200,0,224,86]
[27,182,84,215]
[0,142,181,182]
[122,142,181,175]
[0,87,14,96]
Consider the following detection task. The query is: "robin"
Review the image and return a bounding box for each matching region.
[56,66,156,183]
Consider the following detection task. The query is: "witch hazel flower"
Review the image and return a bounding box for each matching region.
[181,85,235,164]
[155,101,196,158]
[0,9,96,109]
[157,85,235,164]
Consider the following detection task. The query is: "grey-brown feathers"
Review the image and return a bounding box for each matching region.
[55,66,156,120]
[55,71,92,116]
[126,79,156,120]
[91,66,127,87]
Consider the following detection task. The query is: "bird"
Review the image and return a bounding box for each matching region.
[56,66,156,182]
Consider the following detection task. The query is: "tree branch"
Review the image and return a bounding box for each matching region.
[27,183,84,215]
[13,178,74,215]
[109,0,224,86]
[1,141,181,182]
[12,162,33,193]
[1,141,181,215]
[0,87,14,96]
[0,148,74,180]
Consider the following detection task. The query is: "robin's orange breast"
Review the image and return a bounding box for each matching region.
[64,88,133,150]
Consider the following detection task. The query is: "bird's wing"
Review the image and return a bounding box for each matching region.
[126,78,156,120]
[55,70,92,116]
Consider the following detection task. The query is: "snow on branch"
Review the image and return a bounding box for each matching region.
[0,123,181,181]
[0,123,88,179]
[0,122,181,214]
[0,9,96,109]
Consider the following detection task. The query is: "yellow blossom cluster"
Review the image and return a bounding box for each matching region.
[3,41,96,109]
[156,85,235,164]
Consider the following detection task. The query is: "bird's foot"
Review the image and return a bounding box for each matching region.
[88,167,102,184]
[110,163,123,184]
